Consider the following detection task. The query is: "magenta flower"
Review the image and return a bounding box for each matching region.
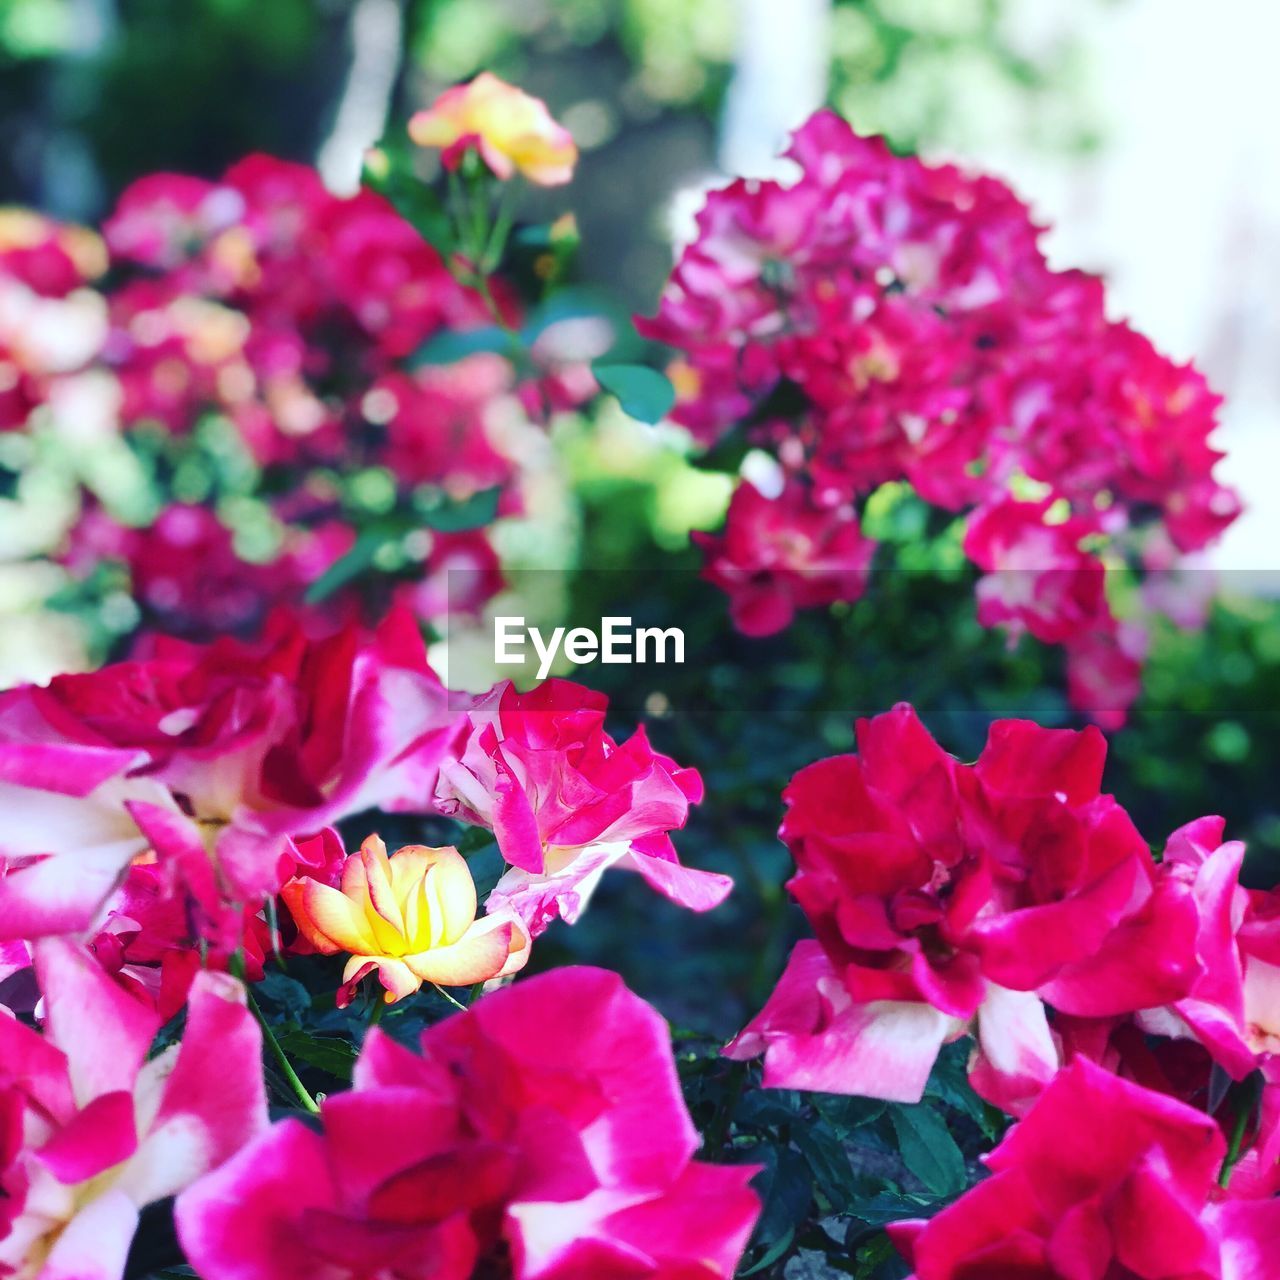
[888,1058,1280,1279]
[435,679,731,935]
[176,967,759,1280]
[0,607,465,946]
[0,939,265,1279]
[641,110,1240,723]
[727,704,1200,1105]
[694,479,876,637]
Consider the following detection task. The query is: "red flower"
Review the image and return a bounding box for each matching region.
[727,704,1199,1104]
[694,479,876,636]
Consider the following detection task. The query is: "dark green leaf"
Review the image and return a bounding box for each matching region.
[846,1190,937,1230]
[593,362,675,424]
[751,1145,813,1253]
[793,1121,860,1212]
[278,1029,358,1081]
[888,1104,967,1198]
[453,825,498,855]
[256,971,311,1022]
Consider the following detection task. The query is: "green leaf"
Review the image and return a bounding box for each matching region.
[793,1121,860,1212]
[303,529,386,605]
[846,1190,936,1230]
[593,362,675,424]
[277,1029,358,1082]
[888,1104,967,1198]
[256,972,311,1022]
[738,1226,795,1276]
[409,326,514,368]
[416,485,502,532]
[453,825,498,855]
[750,1146,812,1258]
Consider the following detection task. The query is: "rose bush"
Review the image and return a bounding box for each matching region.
[0,70,1276,1280]
[642,111,1240,727]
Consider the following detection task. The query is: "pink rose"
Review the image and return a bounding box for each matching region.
[0,939,265,1280]
[176,967,758,1280]
[727,704,1200,1104]
[436,679,731,935]
[0,608,465,945]
[889,1057,1280,1279]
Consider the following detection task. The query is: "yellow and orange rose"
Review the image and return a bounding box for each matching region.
[282,834,529,1006]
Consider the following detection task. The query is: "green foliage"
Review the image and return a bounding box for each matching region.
[592,362,676,424]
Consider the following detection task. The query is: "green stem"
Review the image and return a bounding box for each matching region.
[252,990,319,1114]
[1219,1096,1252,1189]
[468,980,486,1006]
[368,997,386,1028]
[230,953,319,1115]
[432,983,469,1012]
[264,896,286,971]
[480,181,520,273]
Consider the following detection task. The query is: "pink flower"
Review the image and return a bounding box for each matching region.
[0,938,265,1279]
[695,480,877,636]
[1063,621,1148,732]
[102,173,241,271]
[63,504,354,641]
[1132,817,1280,1081]
[888,1057,1280,1279]
[394,528,504,623]
[83,859,271,1020]
[0,608,464,945]
[175,967,759,1280]
[0,209,106,297]
[435,680,731,936]
[372,358,517,493]
[964,497,1109,645]
[726,704,1199,1104]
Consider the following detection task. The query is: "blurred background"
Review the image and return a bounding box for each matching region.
[3,0,1274,563]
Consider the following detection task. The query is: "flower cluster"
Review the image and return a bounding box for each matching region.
[0,209,109,438]
[0,605,725,996]
[0,606,746,1274]
[729,703,1280,1276]
[1,82,595,658]
[643,112,1240,723]
[0,607,459,950]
